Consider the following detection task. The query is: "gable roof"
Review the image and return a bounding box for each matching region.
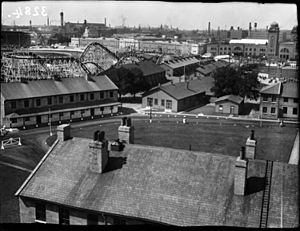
[1,75,118,100]
[16,136,299,227]
[281,81,298,98]
[143,77,214,100]
[162,57,200,69]
[259,83,281,95]
[215,95,244,104]
[123,61,165,76]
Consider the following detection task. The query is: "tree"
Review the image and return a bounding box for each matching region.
[126,67,151,98]
[211,65,259,99]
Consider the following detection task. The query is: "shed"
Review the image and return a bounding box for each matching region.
[215,95,244,115]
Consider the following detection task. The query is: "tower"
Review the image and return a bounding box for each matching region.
[267,22,280,58]
[60,11,64,27]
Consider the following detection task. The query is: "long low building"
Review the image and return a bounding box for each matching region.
[0,75,121,128]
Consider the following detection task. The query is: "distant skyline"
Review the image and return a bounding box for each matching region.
[1,1,298,30]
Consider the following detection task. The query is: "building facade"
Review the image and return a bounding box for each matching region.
[0,75,120,128]
[259,80,298,120]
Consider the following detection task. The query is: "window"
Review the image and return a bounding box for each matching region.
[36,99,41,107]
[294,98,298,103]
[283,107,287,114]
[35,204,46,222]
[11,101,16,109]
[293,108,298,115]
[219,105,223,112]
[154,98,158,105]
[70,95,74,102]
[161,99,165,106]
[11,118,18,123]
[271,107,276,114]
[24,117,30,122]
[59,112,63,117]
[263,95,268,102]
[283,97,288,102]
[100,92,104,99]
[87,214,98,225]
[81,110,85,114]
[147,97,153,107]
[271,96,276,102]
[59,96,63,104]
[24,100,29,108]
[90,93,94,100]
[110,91,114,98]
[59,207,69,225]
[100,107,104,111]
[263,107,267,113]
[47,97,52,105]
[166,100,172,109]
[80,94,85,101]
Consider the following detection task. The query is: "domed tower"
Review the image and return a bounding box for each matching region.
[267,22,280,58]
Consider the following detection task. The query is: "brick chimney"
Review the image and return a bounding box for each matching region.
[89,130,109,173]
[245,130,257,159]
[57,124,71,141]
[118,117,134,144]
[234,147,248,196]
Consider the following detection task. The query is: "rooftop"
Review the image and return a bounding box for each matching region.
[215,95,244,104]
[1,75,118,100]
[260,83,281,95]
[162,57,200,69]
[123,60,165,76]
[143,77,214,100]
[229,39,268,45]
[16,135,299,227]
[281,80,298,98]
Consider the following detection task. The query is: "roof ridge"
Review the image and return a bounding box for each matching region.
[15,139,60,196]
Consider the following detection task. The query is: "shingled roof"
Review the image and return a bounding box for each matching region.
[16,135,299,227]
[1,75,118,100]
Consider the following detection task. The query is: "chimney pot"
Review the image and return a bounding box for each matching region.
[118,118,134,144]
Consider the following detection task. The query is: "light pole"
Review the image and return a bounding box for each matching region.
[49,108,52,136]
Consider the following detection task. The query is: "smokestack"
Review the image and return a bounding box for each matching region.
[254,22,257,30]
[208,22,211,35]
[89,130,109,173]
[104,17,107,27]
[118,117,134,144]
[47,17,49,27]
[60,11,64,27]
[249,22,252,31]
[29,20,32,29]
[234,146,248,196]
[245,130,257,159]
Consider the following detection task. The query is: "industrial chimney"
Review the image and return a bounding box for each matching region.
[47,17,49,27]
[29,20,32,30]
[208,22,211,35]
[104,17,107,27]
[60,11,64,27]
[254,22,257,30]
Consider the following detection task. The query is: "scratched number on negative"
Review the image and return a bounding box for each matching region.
[11,6,47,18]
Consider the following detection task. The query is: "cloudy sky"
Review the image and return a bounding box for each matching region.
[1,1,297,30]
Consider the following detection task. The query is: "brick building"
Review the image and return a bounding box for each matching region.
[15,122,298,226]
[259,80,298,120]
[141,77,214,112]
[0,75,120,128]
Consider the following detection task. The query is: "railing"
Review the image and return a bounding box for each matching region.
[1,137,22,149]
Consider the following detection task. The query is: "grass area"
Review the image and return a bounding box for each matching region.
[71,120,297,163]
[0,165,30,223]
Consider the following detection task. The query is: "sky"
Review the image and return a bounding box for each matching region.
[1,1,298,30]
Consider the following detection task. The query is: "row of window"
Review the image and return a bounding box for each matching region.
[11,91,115,109]
[262,96,298,103]
[36,204,100,225]
[147,97,172,109]
[262,106,298,115]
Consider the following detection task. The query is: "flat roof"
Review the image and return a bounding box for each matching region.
[16,136,298,227]
[229,39,268,45]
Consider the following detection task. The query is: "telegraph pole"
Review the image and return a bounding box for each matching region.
[49,108,52,136]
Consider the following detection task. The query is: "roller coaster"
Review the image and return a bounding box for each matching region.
[1,42,159,82]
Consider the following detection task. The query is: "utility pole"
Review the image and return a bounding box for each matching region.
[49,108,52,136]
